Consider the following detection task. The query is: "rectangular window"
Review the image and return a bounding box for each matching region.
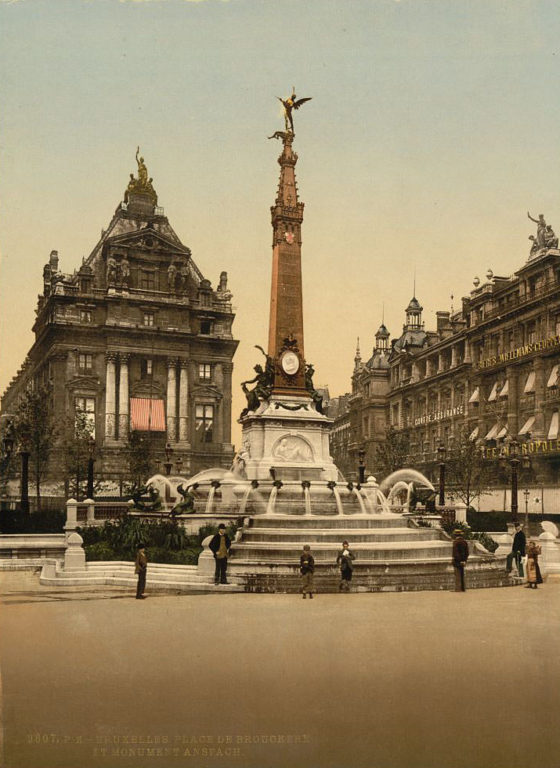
[75,396,95,437]
[199,363,212,381]
[200,319,212,335]
[140,271,156,291]
[78,353,93,371]
[555,315,560,337]
[143,312,155,327]
[141,359,153,377]
[80,310,92,323]
[195,404,214,443]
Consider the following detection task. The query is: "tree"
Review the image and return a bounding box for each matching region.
[446,428,493,509]
[13,384,57,511]
[61,410,94,500]
[125,431,158,492]
[375,426,410,476]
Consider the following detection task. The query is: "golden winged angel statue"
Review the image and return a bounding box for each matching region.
[278,87,312,133]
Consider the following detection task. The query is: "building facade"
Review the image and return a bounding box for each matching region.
[1,154,239,489]
[331,224,560,499]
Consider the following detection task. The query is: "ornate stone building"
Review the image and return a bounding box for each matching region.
[1,152,239,488]
[331,217,560,502]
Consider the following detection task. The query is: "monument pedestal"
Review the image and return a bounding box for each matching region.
[240,394,337,482]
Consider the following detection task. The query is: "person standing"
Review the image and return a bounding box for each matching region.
[525,540,543,589]
[135,543,148,600]
[300,544,315,599]
[209,524,231,585]
[506,523,526,577]
[336,540,355,592]
[452,529,469,592]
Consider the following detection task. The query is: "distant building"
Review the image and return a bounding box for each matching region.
[331,229,560,500]
[1,153,239,489]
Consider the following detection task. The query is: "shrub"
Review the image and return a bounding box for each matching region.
[85,542,120,561]
[0,509,65,534]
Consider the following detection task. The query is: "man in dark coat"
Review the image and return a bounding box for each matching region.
[135,543,147,599]
[506,522,526,577]
[209,524,231,585]
[336,540,356,592]
[452,529,469,592]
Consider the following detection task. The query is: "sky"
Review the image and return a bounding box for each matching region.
[1,0,560,448]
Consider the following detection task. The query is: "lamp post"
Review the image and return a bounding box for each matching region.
[501,438,520,523]
[437,443,446,507]
[358,448,366,485]
[164,443,174,477]
[523,488,530,537]
[87,437,96,500]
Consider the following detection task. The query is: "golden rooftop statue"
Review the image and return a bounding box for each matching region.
[278,87,312,134]
[123,146,158,205]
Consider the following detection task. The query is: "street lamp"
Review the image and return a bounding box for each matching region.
[501,438,520,522]
[358,448,366,485]
[437,443,446,507]
[164,443,174,477]
[523,488,530,536]
[87,437,96,500]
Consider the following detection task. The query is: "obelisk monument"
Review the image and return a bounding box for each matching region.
[239,91,337,482]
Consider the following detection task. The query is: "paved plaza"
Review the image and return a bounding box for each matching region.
[0,572,559,768]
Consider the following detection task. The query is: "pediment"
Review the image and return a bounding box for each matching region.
[66,375,100,391]
[191,384,223,399]
[131,381,165,398]
[106,228,191,259]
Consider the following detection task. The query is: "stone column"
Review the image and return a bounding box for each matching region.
[214,363,224,444]
[178,359,189,443]
[118,354,130,440]
[451,345,458,368]
[506,367,519,437]
[221,362,234,445]
[105,352,117,441]
[166,359,177,442]
[533,357,546,437]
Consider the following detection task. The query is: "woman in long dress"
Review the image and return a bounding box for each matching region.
[525,541,543,589]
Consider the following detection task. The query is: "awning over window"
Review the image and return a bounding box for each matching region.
[496,425,508,440]
[130,398,166,432]
[523,371,535,394]
[548,411,559,440]
[485,423,499,441]
[469,426,479,441]
[468,387,480,404]
[499,381,509,398]
[547,365,559,388]
[518,416,535,436]
[487,382,499,402]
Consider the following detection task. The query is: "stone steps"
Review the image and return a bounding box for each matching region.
[249,514,406,530]
[231,541,452,562]
[241,528,440,543]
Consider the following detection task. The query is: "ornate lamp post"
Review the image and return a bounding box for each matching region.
[523,488,530,536]
[358,448,366,485]
[437,443,446,507]
[500,438,520,522]
[163,443,174,477]
[86,437,96,500]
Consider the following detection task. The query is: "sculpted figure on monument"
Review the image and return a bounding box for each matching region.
[240,363,273,416]
[304,362,324,414]
[527,212,557,248]
[277,87,312,133]
[136,147,148,186]
[119,256,130,287]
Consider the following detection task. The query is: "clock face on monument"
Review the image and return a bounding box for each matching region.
[280,351,300,376]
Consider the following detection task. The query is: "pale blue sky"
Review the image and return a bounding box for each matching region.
[1,0,560,444]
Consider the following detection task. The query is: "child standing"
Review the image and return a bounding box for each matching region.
[300,544,315,599]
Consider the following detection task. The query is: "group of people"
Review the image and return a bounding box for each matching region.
[506,522,543,590]
[133,522,545,599]
[299,541,355,599]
